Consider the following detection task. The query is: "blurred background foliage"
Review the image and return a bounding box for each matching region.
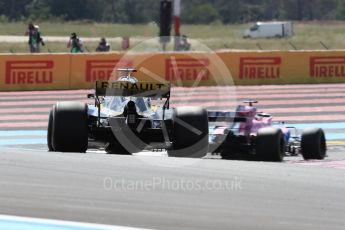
[1,0,345,24]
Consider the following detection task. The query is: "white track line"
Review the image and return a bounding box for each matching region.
[0,214,150,230]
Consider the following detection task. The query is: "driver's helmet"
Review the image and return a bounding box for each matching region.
[116,68,138,83]
[118,75,138,84]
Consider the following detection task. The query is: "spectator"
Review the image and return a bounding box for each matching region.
[67,32,84,53]
[121,37,130,50]
[96,37,111,52]
[25,23,44,53]
[179,35,191,51]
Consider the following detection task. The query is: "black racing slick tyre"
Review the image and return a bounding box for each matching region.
[51,101,88,153]
[256,127,285,162]
[167,106,209,158]
[301,128,326,160]
[47,106,54,151]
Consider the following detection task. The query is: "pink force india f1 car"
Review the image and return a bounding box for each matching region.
[208,100,327,162]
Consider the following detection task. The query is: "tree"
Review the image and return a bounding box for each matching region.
[1,0,345,24]
[48,0,102,21]
[183,2,222,24]
[0,0,32,20]
[215,0,242,23]
[26,0,51,20]
[335,0,345,19]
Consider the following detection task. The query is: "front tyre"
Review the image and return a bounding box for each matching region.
[301,128,326,160]
[256,127,285,162]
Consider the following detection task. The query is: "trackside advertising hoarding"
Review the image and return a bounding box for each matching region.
[129,52,232,87]
[0,54,70,91]
[1,50,345,91]
[217,50,345,85]
[69,53,134,89]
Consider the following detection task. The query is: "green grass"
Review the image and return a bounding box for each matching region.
[1,21,345,53]
[0,22,159,37]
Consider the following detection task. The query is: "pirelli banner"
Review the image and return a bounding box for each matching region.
[126,52,232,87]
[1,50,345,91]
[0,54,70,91]
[218,50,345,85]
[69,53,131,89]
[69,52,231,87]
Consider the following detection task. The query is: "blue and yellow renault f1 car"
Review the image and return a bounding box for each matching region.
[47,69,209,158]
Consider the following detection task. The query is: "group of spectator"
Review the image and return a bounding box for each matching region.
[26,23,111,53]
[67,32,111,53]
[25,22,191,53]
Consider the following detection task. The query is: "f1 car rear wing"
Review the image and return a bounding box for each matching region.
[208,111,246,123]
[95,81,171,98]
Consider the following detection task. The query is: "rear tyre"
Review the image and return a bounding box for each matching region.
[167,106,209,158]
[52,101,88,153]
[301,128,326,160]
[256,127,285,162]
[47,106,54,151]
